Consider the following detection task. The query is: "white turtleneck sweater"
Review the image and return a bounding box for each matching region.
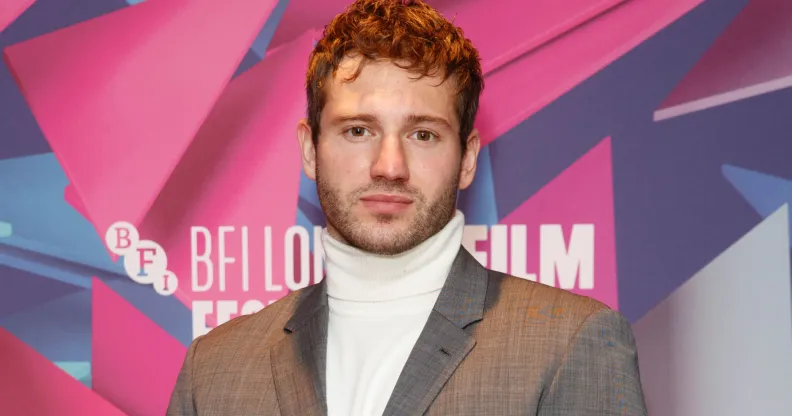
[321,210,466,416]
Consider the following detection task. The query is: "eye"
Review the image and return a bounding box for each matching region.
[411,130,437,141]
[345,127,371,138]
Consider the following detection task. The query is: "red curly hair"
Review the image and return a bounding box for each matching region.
[305,0,484,151]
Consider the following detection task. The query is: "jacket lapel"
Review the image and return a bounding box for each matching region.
[270,281,329,416]
[382,248,489,416]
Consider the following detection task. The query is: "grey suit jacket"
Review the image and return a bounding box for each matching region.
[167,247,647,415]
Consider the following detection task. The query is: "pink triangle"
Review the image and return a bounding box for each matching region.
[267,0,454,51]
[655,0,792,120]
[498,137,618,310]
[476,0,703,146]
[268,0,623,76]
[3,0,278,249]
[446,0,627,75]
[0,0,34,33]
[92,277,187,416]
[135,31,319,313]
[268,0,358,50]
[0,327,125,416]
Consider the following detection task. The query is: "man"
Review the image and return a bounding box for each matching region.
[167,0,647,414]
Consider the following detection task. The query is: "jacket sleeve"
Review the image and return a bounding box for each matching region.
[538,308,648,415]
[166,335,204,416]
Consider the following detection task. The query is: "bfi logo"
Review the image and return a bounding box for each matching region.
[105,221,178,296]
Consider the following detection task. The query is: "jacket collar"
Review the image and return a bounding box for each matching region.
[272,247,490,416]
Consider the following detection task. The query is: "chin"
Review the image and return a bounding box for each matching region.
[354,237,413,256]
[357,221,407,242]
[367,212,414,227]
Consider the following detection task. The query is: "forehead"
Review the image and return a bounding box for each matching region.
[322,56,458,128]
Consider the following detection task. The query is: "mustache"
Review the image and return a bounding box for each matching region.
[353,180,422,199]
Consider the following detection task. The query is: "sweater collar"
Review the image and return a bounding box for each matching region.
[321,210,466,302]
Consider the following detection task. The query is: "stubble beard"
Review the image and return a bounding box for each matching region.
[316,166,459,256]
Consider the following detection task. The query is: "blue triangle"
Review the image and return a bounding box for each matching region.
[249,0,291,58]
[298,168,321,210]
[54,362,92,388]
[458,145,498,226]
[0,290,91,362]
[0,154,125,276]
[723,164,792,244]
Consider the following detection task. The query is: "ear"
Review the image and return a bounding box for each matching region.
[297,118,317,180]
[458,128,480,191]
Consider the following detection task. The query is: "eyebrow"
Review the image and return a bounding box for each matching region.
[406,114,453,130]
[328,114,379,126]
[328,113,453,130]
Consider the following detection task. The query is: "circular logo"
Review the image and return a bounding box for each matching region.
[153,270,178,296]
[123,239,168,285]
[105,221,140,256]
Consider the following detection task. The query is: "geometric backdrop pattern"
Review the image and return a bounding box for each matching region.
[634,205,792,415]
[1,0,791,415]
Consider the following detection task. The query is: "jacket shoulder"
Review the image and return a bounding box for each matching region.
[478,270,629,375]
[483,269,612,328]
[191,284,318,354]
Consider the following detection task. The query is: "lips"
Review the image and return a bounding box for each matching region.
[360,194,413,204]
[359,194,413,214]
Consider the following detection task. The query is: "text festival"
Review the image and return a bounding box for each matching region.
[188,224,595,335]
[107,222,595,338]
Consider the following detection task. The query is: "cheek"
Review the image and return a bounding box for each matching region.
[406,152,460,195]
[319,143,372,187]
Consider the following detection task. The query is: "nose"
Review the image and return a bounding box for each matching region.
[370,135,410,182]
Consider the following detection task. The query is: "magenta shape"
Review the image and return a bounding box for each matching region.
[267,0,454,50]
[92,277,187,416]
[655,0,792,120]
[475,0,704,146]
[269,0,623,75]
[499,138,619,310]
[0,327,125,416]
[450,0,627,75]
[0,0,34,33]
[3,0,278,252]
[135,31,319,311]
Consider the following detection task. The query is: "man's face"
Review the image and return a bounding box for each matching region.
[298,56,479,255]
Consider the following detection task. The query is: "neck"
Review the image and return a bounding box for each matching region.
[321,210,465,302]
